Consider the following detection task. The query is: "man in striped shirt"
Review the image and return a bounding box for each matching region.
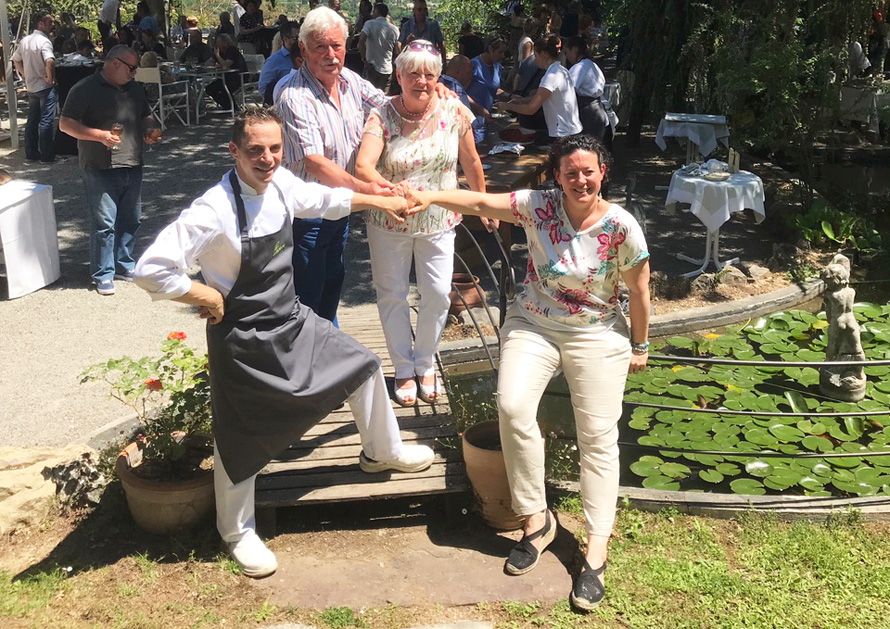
[275,6,393,326]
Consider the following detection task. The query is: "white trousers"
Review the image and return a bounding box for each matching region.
[367,225,455,379]
[215,366,403,542]
[497,307,631,537]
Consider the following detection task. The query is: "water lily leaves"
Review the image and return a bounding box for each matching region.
[783,391,810,413]
[795,349,824,362]
[810,462,833,478]
[853,302,884,319]
[745,428,778,447]
[642,475,681,491]
[764,467,803,490]
[798,476,824,491]
[659,462,691,479]
[802,435,833,452]
[730,478,767,495]
[699,469,724,483]
[830,455,864,469]
[768,423,805,442]
[745,459,773,477]
[672,366,711,383]
[667,336,695,349]
[630,455,663,477]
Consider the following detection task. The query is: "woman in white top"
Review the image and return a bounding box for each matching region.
[516,17,535,64]
[355,40,487,407]
[496,35,582,141]
[407,135,650,612]
[565,36,612,151]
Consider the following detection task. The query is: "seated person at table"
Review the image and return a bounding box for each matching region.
[136,28,167,59]
[115,26,137,50]
[182,29,214,66]
[259,20,300,105]
[139,51,175,82]
[206,33,247,111]
[64,40,96,63]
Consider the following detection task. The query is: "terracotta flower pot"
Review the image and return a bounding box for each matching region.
[462,420,523,530]
[449,273,486,316]
[116,441,215,534]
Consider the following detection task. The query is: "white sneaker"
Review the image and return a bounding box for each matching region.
[225,531,278,578]
[359,444,435,473]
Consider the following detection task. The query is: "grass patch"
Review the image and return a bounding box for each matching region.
[0,568,67,617]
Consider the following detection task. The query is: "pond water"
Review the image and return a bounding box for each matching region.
[444,302,890,498]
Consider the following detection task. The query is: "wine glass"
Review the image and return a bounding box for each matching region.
[143,117,162,152]
[110,122,124,151]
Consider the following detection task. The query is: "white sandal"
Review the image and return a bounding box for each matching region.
[394,378,417,407]
[417,375,439,404]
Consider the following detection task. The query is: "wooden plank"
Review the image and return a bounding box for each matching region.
[256,473,469,506]
[301,414,452,437]
[258,460,462,491]
[262,448,462,473]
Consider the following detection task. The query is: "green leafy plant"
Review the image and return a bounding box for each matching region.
[80,332,213,480]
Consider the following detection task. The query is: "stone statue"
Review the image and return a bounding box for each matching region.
[819,254,866,402]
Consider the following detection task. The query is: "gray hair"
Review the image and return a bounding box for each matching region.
[216,33,236,47]
[395,39,442,77]
[299,7,348,45]
[106,44,139,63]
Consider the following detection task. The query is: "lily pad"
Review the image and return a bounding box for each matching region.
[730,478,767,495]
[659,462,691,479]
[769,424,805,442]
[745,459,773,477]
[642,474,681,491]
[629,456,663,477]
[699,469,724,484]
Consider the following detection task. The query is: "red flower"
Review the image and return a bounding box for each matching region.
[144,378,163,391]
[167,331,187,341]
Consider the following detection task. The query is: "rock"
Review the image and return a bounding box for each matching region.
[766,242,805,272]
[650,271,692,300]
[691,273,717,293]
[718,265,749,287]
[743,262,771,281]
[458,306,500,327]
[0,444,98,535]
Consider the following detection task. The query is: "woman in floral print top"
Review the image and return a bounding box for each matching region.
[408,135,650,612]
[355,40,486,407]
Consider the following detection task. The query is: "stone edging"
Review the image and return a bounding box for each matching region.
[551,481,890,522]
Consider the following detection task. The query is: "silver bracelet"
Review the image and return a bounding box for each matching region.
[631,341,650,354]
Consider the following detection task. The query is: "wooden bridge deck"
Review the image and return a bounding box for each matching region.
[255,305,469,522]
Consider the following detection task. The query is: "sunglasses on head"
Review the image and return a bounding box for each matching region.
[407,40,438,56]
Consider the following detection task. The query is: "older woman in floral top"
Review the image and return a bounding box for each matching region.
[355,40,486,407]
[408,135,650,612]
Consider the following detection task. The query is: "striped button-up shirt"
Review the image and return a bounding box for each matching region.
[276,65,387,182]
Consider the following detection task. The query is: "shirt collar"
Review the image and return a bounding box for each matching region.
[298,64,349,100]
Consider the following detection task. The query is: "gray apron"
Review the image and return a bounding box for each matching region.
[208,171,380,484]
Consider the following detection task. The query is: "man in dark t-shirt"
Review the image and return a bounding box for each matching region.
[182,29,214,65]
[206,33,247,110]
[58,45,157,296]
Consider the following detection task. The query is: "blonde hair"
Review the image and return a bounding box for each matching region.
[140,51,159,67]
[395,39,442,77]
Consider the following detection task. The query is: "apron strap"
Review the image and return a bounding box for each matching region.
[229,170,249,237]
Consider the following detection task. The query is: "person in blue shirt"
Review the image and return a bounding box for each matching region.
[135,2,159,35]
[467,34,507,137]
[439,54,486,143]
[259,21,300,104]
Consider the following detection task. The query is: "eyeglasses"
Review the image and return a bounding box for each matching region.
[407,40,439,56]
[117,58,138,73]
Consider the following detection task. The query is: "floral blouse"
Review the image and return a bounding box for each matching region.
[510,189,649,330]
[363,97,474,234]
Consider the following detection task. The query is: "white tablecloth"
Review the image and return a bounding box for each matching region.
[655,112,730,157]
[839,86,890,134]
[0,181,60,298]
[665,170,765,234]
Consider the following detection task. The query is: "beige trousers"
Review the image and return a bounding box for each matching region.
[497,307,631,537]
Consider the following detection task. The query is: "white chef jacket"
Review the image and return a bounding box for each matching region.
[134,167,353,299]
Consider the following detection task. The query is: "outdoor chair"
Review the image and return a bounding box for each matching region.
[135,67,190,129]
[238,54,266,107]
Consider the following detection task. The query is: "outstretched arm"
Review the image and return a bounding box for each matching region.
[409,189,514,224]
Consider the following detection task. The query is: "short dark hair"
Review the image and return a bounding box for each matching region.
[373,3,389,18]
[565,36,588,58]
[232,105,282,146]
[283,21,301,38]
[548,135,612,181]
[484,35,506,52]
[534,34,561,58]
[34,10,53,24]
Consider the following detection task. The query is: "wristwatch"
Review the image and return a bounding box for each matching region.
[630,341,650,355]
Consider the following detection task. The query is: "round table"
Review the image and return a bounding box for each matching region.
[664,168,766,277]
